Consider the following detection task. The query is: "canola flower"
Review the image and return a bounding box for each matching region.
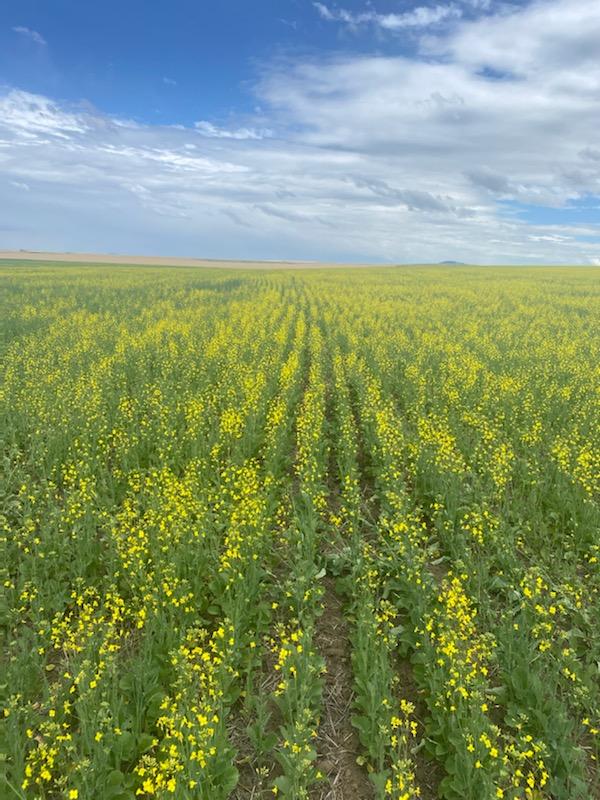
[1,264,599,800]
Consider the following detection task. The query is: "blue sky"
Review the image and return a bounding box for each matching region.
[2,1,319,125]
[0,0,599,263]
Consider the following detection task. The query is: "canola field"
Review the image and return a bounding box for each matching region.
[1,263,599,800]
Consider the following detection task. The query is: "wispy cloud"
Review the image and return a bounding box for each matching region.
[12,26,47,46]
[313,3,462,31]
[162,77,177,86]
[1,90,87,139]
[195,121,273,140]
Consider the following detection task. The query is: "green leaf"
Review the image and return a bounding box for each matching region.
[106,770,124,787]
[137,733,155,753]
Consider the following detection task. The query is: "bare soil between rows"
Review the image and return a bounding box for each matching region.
[311,576,374,800]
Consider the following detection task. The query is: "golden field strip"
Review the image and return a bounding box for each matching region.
[0,252,371,269]
[1,262,599,800]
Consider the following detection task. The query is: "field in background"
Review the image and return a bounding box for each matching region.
[1,263,599,800]
[0,251,377,269]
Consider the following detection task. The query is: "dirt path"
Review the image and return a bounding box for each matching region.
[312,576,374,800]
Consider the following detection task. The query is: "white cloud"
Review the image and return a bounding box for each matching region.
[12,26,47,46]
[314,3,462,30]
[97,143,247,174]
[195,121,272,140]
[424,0,600,75]
[1,0,599,263]
[163,77,177,86]
[1,90,87,139]
[528,234,571,243]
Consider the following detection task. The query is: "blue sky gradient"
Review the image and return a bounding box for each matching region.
[0,0,599,263]
[2,1,314,124]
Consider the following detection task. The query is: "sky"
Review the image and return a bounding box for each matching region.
[0,0,599,264]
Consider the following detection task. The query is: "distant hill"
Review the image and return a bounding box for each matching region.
[439,260,466,265]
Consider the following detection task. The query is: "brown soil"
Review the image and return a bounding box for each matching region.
[311,576,375,800]
[426,557,450,587]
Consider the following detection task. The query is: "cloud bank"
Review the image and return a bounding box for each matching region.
[1,0,599,263]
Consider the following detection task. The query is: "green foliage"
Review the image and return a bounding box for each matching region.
[1,263,599,799]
